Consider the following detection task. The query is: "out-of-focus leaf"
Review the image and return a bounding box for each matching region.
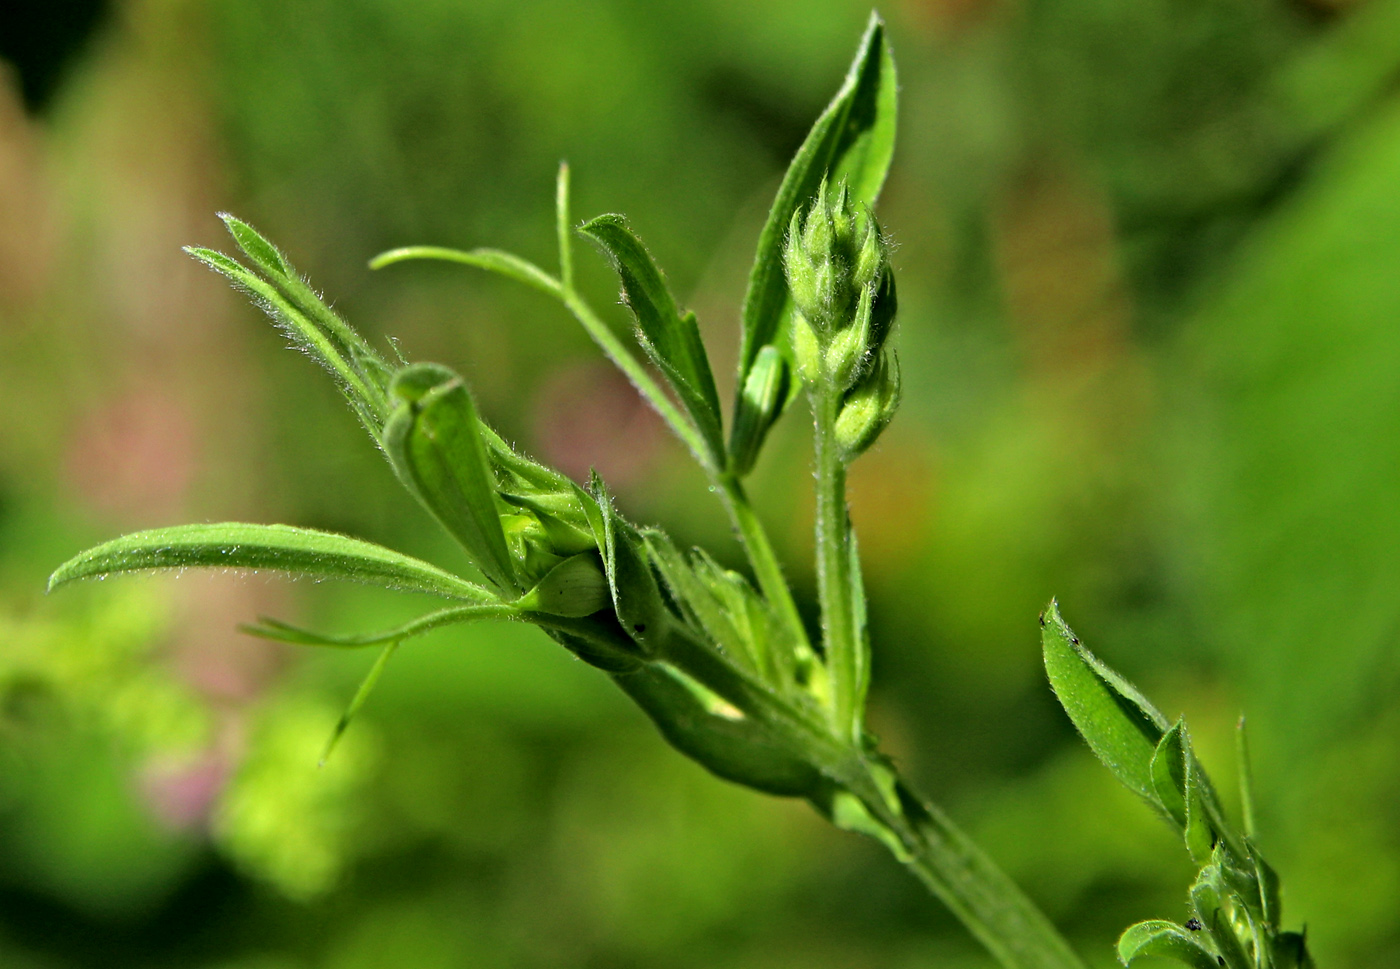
[240,603,516,648]
[1117,920,1218,969]
[49,523,493,601]
[736,12,896,391]
[320,641,399,766]
[383,363,518,593]
[579,214,724,464]
[1041,600,1169,804]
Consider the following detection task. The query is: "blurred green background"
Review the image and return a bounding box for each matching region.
[1,0,1398,966]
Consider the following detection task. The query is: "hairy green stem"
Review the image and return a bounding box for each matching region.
[857,769,1091,969]
[716,471,812,652]
[812,384,858,739]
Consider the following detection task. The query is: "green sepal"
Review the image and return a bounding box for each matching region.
[1189,865,1253,969]
[727,344,791,476]
[1183,747,1217,865]
[497,491,597,556]
[591,473,668,654]
[383,363,518,593]
[736,12,896,396]
[1041,600,1170,804]
[48,522,493,602]
[612,663,823,797]
[578,214,725,465]
[1116,921,1219,969]
[514,552,611,618]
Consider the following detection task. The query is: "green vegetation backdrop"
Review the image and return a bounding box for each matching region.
[0,0,1397,966]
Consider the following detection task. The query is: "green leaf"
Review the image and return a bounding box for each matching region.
[579,214,725,464]
[240,603,515,648]
[218,212,292,279]
[1151,719,1189,827]
[321,641,398,767]
[736,11,897,392]
[1041,600,1170,804]
[1117,921,1219,969]
[185,245,389,432]
[727,344,791,476]
[369,245,562,299]
[1183,748,1216,864]
[48,523,494,601]
[383,363,519,593]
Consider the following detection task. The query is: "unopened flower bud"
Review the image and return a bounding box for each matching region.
[783,178,891,368]
[835,352,901,460]
[516,551,611,618]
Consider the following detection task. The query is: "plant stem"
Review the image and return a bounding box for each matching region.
[716,471,811,652]
[812,383,859,739]
[857,769,1091,969]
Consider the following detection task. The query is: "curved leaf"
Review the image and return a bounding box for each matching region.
[579,214,725,464]
[241,603,516,648]
[49,523,493,601]
[1041,600,1170,804]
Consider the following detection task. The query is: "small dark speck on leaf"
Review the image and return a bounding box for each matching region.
[1038,611,1045,626]
[1070,637,1079,645]
[1186,918,1202,932]
[633,624,646,634]
[1218,958,1225,967]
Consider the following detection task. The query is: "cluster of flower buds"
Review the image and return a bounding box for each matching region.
[783,178,900,460]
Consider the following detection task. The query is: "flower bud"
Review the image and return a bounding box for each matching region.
[515,551,611,618]
[834,352,900,460]
[783,178,893,389]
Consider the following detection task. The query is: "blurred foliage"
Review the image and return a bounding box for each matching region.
[2,0,1400,966]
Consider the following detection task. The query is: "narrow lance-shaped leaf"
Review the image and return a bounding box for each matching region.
[1117,921,1219,969]
[1041,600,1170,804]
[369,245,563,299]
[383,363,519,593]
[579,214,725,465]
[321,641,399,767]
[186,246,388,433]
[728,344,791,476]
[49,523,496,602]
[209,215,393,424]
[735,12,897,397]
[242,603,518,648]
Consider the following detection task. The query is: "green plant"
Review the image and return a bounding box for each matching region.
[48,14,1314,969]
